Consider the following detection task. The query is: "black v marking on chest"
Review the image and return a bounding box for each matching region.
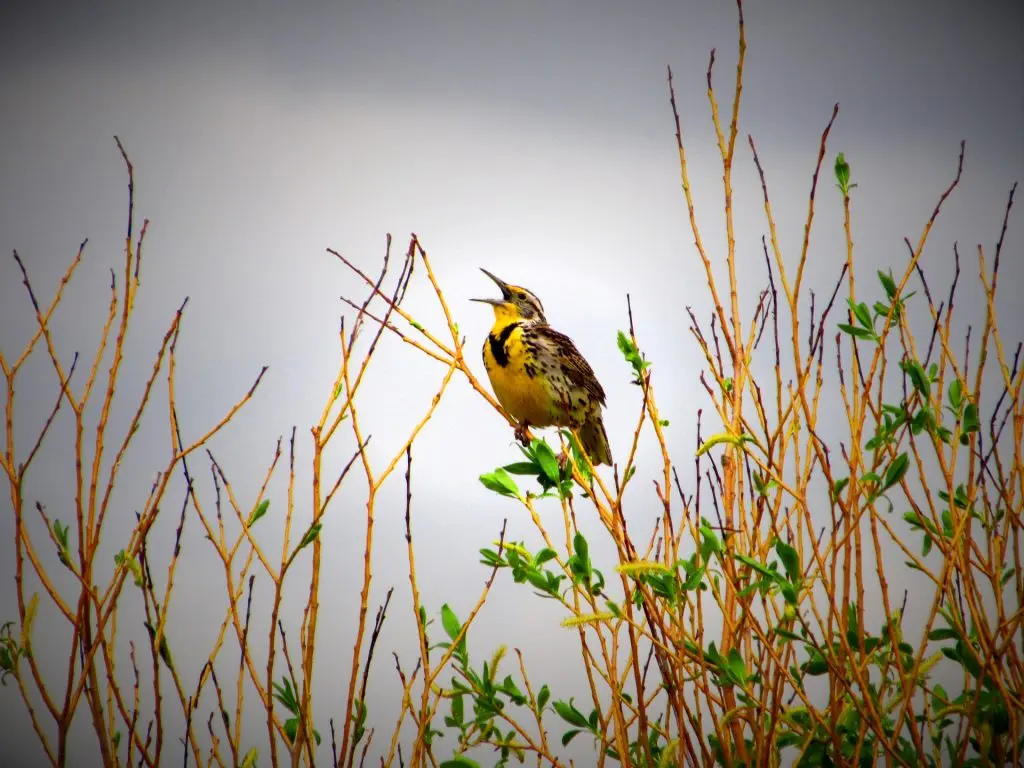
[488,322,521,367]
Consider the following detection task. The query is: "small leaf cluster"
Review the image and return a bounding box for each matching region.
[834,151,858,196]
[551,696,601,749]
[479,541,564,599]
[771,607,928,765]
[114,549,144,588]
[683,641,754,692]
[733,537,802,610]
[904,488,1014,585]
[927,607,1018,765]
[272,676,322,747]
[837,270,914,342]
[945,376,980,446]
[144,621,174,671]
[52,520,72,567]
[436,606,542,767]
[619,528,716,612]
[245,498,323,564]
[0,621,28,686]
[566,532,604,596]
[480,438,578,502]
[616,331,650,384]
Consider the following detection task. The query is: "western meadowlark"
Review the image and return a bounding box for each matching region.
[472,268,612,466]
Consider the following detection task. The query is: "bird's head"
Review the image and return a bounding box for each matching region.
[471,268,547,326]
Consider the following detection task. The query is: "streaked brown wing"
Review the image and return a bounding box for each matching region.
[532,326,607,406]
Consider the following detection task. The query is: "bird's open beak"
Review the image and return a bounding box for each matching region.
[471,268,513,306]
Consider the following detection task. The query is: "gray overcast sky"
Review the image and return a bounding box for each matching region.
[1,1,1021,766]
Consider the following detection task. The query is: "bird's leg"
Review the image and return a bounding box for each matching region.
[556,445,571,473]
[513,420,531,446]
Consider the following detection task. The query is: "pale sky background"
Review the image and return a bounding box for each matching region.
[1,1,1021,766]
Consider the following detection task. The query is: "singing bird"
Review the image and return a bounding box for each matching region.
[472,268,612,466]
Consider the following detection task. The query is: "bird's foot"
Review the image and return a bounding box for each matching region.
[514,421,531,446]
[557,446,572,474]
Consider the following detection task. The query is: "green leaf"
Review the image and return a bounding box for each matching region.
[845,602,860,645]
[881,453,910,493]
[0,645,15,678]
[552,698,589,729]
[54,520,71,567]
[534,547,557,566]
[283,717,298,744]
[803,653,829,675]
[941,508,954,538]
[779,582,798,605]
[560,729,582,747]
[573,532,589,565]
[440,759,481,768]
[834,152,851,192]
[1001,565,1014,587]
[524,570,553,593]
[501,675,525,703]
[501,462,540,475]
[53,520,69,547]
[297,522,322,551]
[284,720,319,753]
[848,299,873,330]
[114,550,144,588]
[240,748,259,768]
[272,678,297,711]
[860,470,881,486]
[878,270,898,300]
[774,539,801,583]
[734,553,774,578]
[931,683,948,712]
[440,604,462,644]
[352,698,367,745]
[144,621,174,671]
[775,628,804,644]
[753,472,777,497]
[699,524,723,556]
[726,648,747,683]
[616,330,650,378]
[248,499,270,527]
[899,359,930,398]
[479,469,521,500]
[616,330,638,359]
[948,378,963,411]
[831,477,849,502]
[838,324,877,341]
[961,402,980,434]
[478,548,504,567]
[531,440,560,485]
[536,684,550,712]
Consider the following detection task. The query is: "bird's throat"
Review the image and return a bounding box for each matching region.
[488,321,521,368]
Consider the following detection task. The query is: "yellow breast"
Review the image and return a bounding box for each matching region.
[482,323,560,427]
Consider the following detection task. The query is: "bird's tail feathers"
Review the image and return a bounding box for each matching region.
[579,416,612,467]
